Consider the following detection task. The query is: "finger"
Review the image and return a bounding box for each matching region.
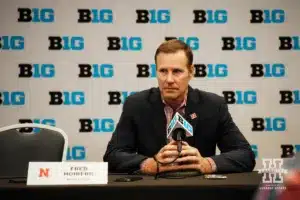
[161,163,199,172]
[161,144,177,152]
[161,157,179,164]
[154,155,176,164]
[179,149,198,157]
[175,156,200,164]
[175,164,200,171]
[162,150,179,158]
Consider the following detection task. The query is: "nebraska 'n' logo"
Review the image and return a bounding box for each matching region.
[39,168,50,177]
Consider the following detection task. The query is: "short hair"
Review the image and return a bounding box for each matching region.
[154,39,193,69]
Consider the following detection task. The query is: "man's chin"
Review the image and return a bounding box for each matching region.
[163,94,178,101]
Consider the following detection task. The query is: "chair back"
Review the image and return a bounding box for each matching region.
[0,123,68,178]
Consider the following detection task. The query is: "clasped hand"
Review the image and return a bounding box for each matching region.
[154,140,212,174]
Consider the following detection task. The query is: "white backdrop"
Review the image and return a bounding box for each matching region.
[0,0,299,170]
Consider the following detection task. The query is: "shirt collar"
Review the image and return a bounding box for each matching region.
[161,93,187,110]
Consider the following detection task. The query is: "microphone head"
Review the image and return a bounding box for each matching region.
[167,112,193,139]
[172,128,186,141]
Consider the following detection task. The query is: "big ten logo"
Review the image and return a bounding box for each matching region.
[251,145,258,158]
[279,90,300,104]
[18,118,56,133]
[281,144,300,158]
[78,64,114,78]
[18,63,55,78]
[250,63,285,78]
[136,64,156,78]
[67,146,86,160]
[0,91,25,106]
[0,36,24,50]
[48,36,84,51]
[251,117,286,131]
[18,8,54,23]
[107,37,142,51]
[193,9,227,24]
[279,36,300,50]
[250,9,285,24]
[222,37,256,51]
[77,9,113,23]
[165,37,199,50]
[136,9,170,24]
[222,90,257,104]
[194,64,228,78]
[79,118,115,133]
[49,91,85,105]
[108,91,137,105]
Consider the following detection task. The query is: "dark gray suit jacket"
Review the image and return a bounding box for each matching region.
[103,86,256,173]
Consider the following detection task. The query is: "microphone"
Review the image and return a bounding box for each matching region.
[167,112,193,152]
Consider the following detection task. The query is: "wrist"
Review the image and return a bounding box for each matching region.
[140,158,157,175]
[205,157,216,173]
[198,157,213,174]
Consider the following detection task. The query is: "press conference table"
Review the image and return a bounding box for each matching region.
[0,171,262,200]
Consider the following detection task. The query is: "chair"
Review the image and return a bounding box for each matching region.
[0,123,68,178]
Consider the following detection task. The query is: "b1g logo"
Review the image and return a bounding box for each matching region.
[18,118,56,133]
[250,63,285,78]
[18,64,55,78]
[279,90,300,104]
[222,90,257,104]
[77,9,113,23]
[193,9,227,24]
[108,91,137,105]
[49,91,85,105]
[18,8,54,23]
[279,36,300,50]
[136,64,156,78]
[67,146,86,160]
[194,64,228,78]
[107,37,142,51]
[251,145,258,158]
[222,37,256,51]
[136,9,170,23]
[79,118,115,133]
[78,64,114,78]
[250,9,285,24]
[251,117,286,131]
[48,36,84,50]
[165,37,199,50]
[0,36,24,50]
[281,144,300,158]
[0,91,25,106]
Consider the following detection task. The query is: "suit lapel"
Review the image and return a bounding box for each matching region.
[185,86,200,132]
[184,86,200,145]
[149,88,168,147]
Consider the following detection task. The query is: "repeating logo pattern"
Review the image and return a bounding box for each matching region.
[0,1,299,167]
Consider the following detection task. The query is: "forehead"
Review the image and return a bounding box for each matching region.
[156,51,188,69]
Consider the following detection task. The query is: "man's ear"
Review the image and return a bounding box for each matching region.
[189,64,195,79]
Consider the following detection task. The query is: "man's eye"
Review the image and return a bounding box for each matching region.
[174,69,182,73]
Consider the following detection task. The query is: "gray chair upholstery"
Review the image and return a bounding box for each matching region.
[0,123,68,178]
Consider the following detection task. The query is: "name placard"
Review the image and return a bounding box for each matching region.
[27,162,108,185]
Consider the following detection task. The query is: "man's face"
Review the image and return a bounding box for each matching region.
[156,50,193,102]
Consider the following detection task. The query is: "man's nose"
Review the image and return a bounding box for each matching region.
[166,73,175,83]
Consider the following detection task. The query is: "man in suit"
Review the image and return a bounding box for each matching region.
[103,39,256,175]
